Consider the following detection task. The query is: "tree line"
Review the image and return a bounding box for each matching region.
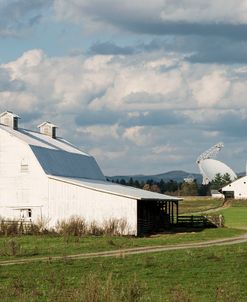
[109,172,232,196]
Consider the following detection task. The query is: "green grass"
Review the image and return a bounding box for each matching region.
[0,228,245,261]
[215,207,247,229]
[179,197,223,214]
[1,243,247,301]
[1,198,247,301]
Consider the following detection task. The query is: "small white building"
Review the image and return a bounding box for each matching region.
[0,111,181,235]
[222,176,247,199]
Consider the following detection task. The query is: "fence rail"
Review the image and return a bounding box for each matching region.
[177,215,217,228]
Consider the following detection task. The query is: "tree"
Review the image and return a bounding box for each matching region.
[210,173,232,190]
[128,177,134,187]
[180,181,198,196]
[120,179,126,185]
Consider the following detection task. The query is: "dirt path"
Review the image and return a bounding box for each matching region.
[187,200,231,215]
[1,233,247,266]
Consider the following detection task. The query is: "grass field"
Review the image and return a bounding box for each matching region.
[215,199,247,229]
[179,197,223,214]
[1,197,247,301]
[1,243,247,301]
[0,228,244,260]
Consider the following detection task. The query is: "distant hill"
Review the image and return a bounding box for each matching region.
[107,170,203,183]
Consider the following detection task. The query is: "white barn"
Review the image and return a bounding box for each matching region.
[0,111,181,236]
[222,176,247,199]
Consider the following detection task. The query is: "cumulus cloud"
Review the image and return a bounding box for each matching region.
[1,48,247,174]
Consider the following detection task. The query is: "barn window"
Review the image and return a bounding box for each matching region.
[21,159,29,173]
[21,164,29,173]
[28,209,32,218]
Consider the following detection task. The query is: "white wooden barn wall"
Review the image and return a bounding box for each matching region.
[0,129,48,220]
[48,178,138,235]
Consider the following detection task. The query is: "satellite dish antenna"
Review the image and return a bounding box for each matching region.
[197,142,236,185]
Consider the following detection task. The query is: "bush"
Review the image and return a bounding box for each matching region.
[0,216,130,237]
[56,217,129,237]
[56,216,87,241]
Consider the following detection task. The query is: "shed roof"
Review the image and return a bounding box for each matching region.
[49,175,182,201]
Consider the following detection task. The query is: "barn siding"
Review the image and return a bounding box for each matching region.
[0,129,48,221]
[48,178,138,235]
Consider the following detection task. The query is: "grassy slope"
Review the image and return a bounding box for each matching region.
[0,228,245,261]
[1,243,247,302]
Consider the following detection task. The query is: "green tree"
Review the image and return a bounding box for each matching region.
[128,177,134,187]
[180,181,198,196]
[210,173,232,190]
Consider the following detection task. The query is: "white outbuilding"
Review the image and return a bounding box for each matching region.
[222,176,247,199]
[0,111,181,235]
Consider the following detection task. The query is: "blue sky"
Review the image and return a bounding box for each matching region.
[1,0,247,176]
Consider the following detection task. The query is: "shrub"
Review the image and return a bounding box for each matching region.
[56,216,87,239]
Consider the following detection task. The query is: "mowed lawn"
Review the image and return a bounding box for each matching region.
[217,199,247,229]
[1,243,247,302]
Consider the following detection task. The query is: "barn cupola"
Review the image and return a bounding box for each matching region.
[38,121,58,139]
[0,111,20,130]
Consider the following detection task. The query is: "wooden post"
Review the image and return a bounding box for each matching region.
[171,201,174,225]
[168,201,171,224]
[176,201,179,224]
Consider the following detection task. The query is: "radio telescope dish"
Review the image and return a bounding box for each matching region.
[199,159,237,184]
[197,142,236,185]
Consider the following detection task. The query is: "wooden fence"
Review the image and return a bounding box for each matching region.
[177,215,217,228]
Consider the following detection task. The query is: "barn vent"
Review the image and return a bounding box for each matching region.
[38,121,58,139]
[0,111,20,130]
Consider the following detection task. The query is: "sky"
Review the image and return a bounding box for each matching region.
[1,0,247,176]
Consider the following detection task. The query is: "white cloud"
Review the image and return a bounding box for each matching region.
[191,70,230,108]
[152,144,176,155]
[123,126,148,146]
[2,48,247,174]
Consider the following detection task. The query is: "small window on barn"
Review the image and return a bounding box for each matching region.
[20,159,29,173]
[28,209,32,218]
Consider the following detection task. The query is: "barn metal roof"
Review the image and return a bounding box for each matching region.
[49,175,182,201]
[31,145,105,180]
[0,123,181,201]
[0,124,105,181]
